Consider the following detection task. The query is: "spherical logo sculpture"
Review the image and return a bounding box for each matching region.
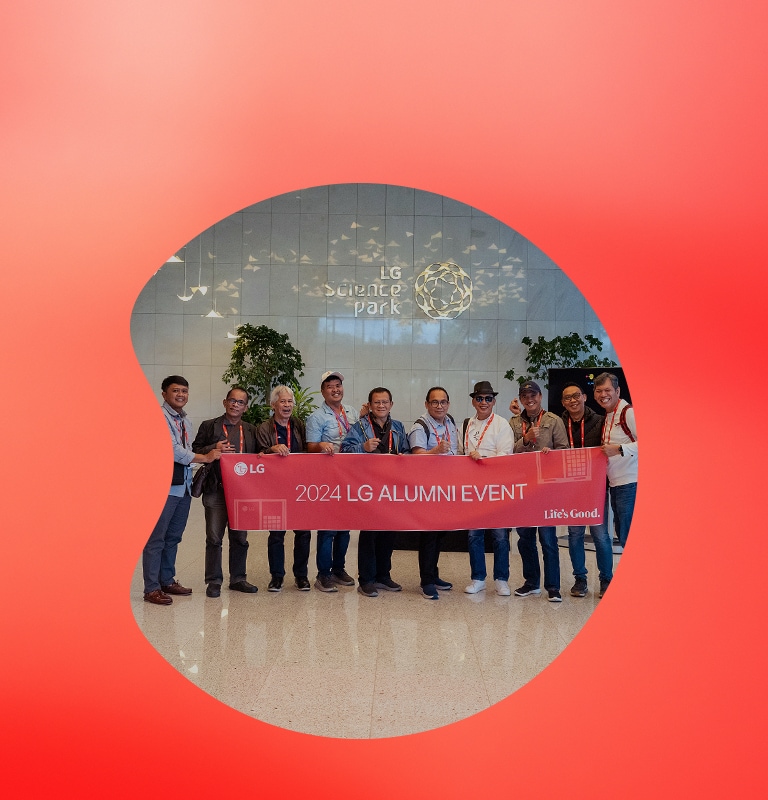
[414,261,473,319]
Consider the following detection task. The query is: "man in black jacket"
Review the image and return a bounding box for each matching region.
[255,385,312,593]
[192,386,260,598]
[560,382,613,598]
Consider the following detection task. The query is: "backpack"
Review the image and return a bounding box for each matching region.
[619,405,636,442]
[414,414,456,445]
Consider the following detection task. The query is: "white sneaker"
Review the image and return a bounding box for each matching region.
[464,579,486,594]
[495,579,511,596]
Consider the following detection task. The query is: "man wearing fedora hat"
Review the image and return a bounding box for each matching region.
[460,381,515,596]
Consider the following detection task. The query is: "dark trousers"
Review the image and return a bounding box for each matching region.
[358,530,396,585]
[202,488,249,585]
[417,531,447,587]
[267,530,311,577]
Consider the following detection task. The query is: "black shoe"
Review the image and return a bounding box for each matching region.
[434,577,453,591]
[331,569,355,586]
[357,583,379,597]
[547,588,563,602]
[230,580,258,593]
[373,578,402,592]
[295,576,311,591]
[421,584,439,600]
[314,574,338,592]
[599,578,611,598]
[206,583,221,598]
[514,583,541,597]
[570,577,588,597]
[268,575,283,592]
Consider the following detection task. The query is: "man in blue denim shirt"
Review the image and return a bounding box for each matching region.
[305,371,359,592]
[341,387,410,597]
[142,376,220,606]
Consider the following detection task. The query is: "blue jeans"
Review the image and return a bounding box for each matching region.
[567,525,613,582]
[316,530,350,576]
[516,526,560,590]
[468,529,510,581]
[143,492,191,593]
[268,530,311,577]
[610,482,637,547]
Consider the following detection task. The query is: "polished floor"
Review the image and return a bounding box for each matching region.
[131,501,621,739]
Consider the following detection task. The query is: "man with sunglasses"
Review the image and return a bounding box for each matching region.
[340,387,410,597]
[460,381,515,596]
[192,386,260,598]
[560,382,613,598]
[407,386,459,599]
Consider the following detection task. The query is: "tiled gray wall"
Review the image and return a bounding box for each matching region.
[131,184,616,425]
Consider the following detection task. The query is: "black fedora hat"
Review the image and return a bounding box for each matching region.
[470,380,498,397]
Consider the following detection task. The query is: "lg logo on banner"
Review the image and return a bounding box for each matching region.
[234,462,265,476]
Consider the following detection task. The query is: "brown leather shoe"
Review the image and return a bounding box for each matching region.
[144,589,173,605]
[161,580,192,596]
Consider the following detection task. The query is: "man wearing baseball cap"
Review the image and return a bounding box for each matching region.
[509,380,568,601]
[305,370,359,591]
[460,381,515,596]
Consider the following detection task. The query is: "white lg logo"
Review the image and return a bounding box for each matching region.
[234,462,265,475]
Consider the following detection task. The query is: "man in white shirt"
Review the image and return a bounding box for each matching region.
[594,372,638,554]
[460,381,515,596]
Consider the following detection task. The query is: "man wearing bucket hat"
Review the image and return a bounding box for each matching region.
[509,380,569,602]
[460,381,515,596]
[305,370,359,591]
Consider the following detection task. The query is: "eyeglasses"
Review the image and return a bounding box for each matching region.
[428,400,449,407]
[561,393,583,402]
[226,398,247,406]
[473,395,495,403]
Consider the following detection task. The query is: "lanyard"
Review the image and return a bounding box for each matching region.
[465,414,494,454]
[333,406,350,438]
[172,414,187,447]
[567,416,585,448]
[366,414,394,453]
[274,420,292,450]
[602,405,619,445]
[521,409,544,437]
[222,423,244,453]
[428,418,451,447]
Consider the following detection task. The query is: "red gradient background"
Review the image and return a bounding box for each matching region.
[2,2,766,797]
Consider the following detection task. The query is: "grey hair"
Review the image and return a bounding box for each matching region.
[593,372,619,390]
[269,385,295,406]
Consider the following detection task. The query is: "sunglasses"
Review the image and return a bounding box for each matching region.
[473,395,496,403]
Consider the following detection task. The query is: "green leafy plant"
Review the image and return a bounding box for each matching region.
[291,385,319,422]
[222,323,306,425]
[504,332,618,389]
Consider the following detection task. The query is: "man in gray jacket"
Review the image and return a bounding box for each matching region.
[509,381,568,602]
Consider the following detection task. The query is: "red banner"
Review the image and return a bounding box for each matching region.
[220,449,607,531]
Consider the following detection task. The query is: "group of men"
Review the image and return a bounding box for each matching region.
[142,370,637,606]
